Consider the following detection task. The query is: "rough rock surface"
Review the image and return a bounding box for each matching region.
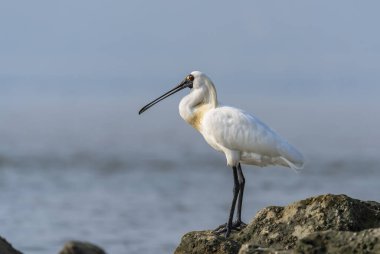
[294,228,380,254]
[174,194,380,254]
[0,236,22,254]
[58,241,106,254]
[175,231,240,254]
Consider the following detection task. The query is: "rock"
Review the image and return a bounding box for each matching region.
[295,228,380,254]
[0,236,22,254]
[236,194,380,250]
[175,231,240,254]
[174,194,380,254]
[58,241,106,254]
[238,244,290,254]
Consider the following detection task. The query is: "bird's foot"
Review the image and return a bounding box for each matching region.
[213,223,231,238]
[213,220,247,237]
[232,220,247,229]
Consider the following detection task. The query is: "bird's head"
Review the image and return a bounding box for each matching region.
[138,71,207,115]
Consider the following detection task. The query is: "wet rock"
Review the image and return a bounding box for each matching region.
[0,236,22,254]
[174,194,380,254]
[58,241,106,254]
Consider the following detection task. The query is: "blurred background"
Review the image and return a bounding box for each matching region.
[1,1,379,253]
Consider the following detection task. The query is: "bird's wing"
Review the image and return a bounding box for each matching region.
[202,106,304,169]
[203,106,279,154]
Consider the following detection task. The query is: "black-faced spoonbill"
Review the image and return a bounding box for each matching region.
[138,71,304,237]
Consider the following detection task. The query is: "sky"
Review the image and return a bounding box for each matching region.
[1,1,380,99]
[1,0,380,160]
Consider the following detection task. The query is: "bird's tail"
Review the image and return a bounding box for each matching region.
[277,141,305,172]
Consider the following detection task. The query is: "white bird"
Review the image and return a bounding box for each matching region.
[139,71,304,237]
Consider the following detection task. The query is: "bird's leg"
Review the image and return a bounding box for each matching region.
[214,166,239,237]
[234,163,247,229]
[226,166,239,237]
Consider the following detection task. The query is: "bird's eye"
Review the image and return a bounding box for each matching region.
[187,75,194,81]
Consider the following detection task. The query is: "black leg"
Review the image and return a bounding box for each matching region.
[235,163,247,228]
[213,165,246,237]
[225,166,239,237]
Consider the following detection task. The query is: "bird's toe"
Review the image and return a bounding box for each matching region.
[213,223,227,232]
[224,228,231,238]
[213,221,246,237]
[213,223,228,235]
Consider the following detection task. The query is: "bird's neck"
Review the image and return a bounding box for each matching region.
[179,84,218,131]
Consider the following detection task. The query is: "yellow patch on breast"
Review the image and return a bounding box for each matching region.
[188,104,210,131]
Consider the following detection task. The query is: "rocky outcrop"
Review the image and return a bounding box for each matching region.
[294,228,380,254]
[58,241,106,254]
[0,236,22,254]
[175,194,380,254]
[175,231,240,254]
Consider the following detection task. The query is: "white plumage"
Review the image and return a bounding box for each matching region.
[178,71,304,170]
[139,70,304,237]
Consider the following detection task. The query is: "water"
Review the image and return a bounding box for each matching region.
[1,80,380,253]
